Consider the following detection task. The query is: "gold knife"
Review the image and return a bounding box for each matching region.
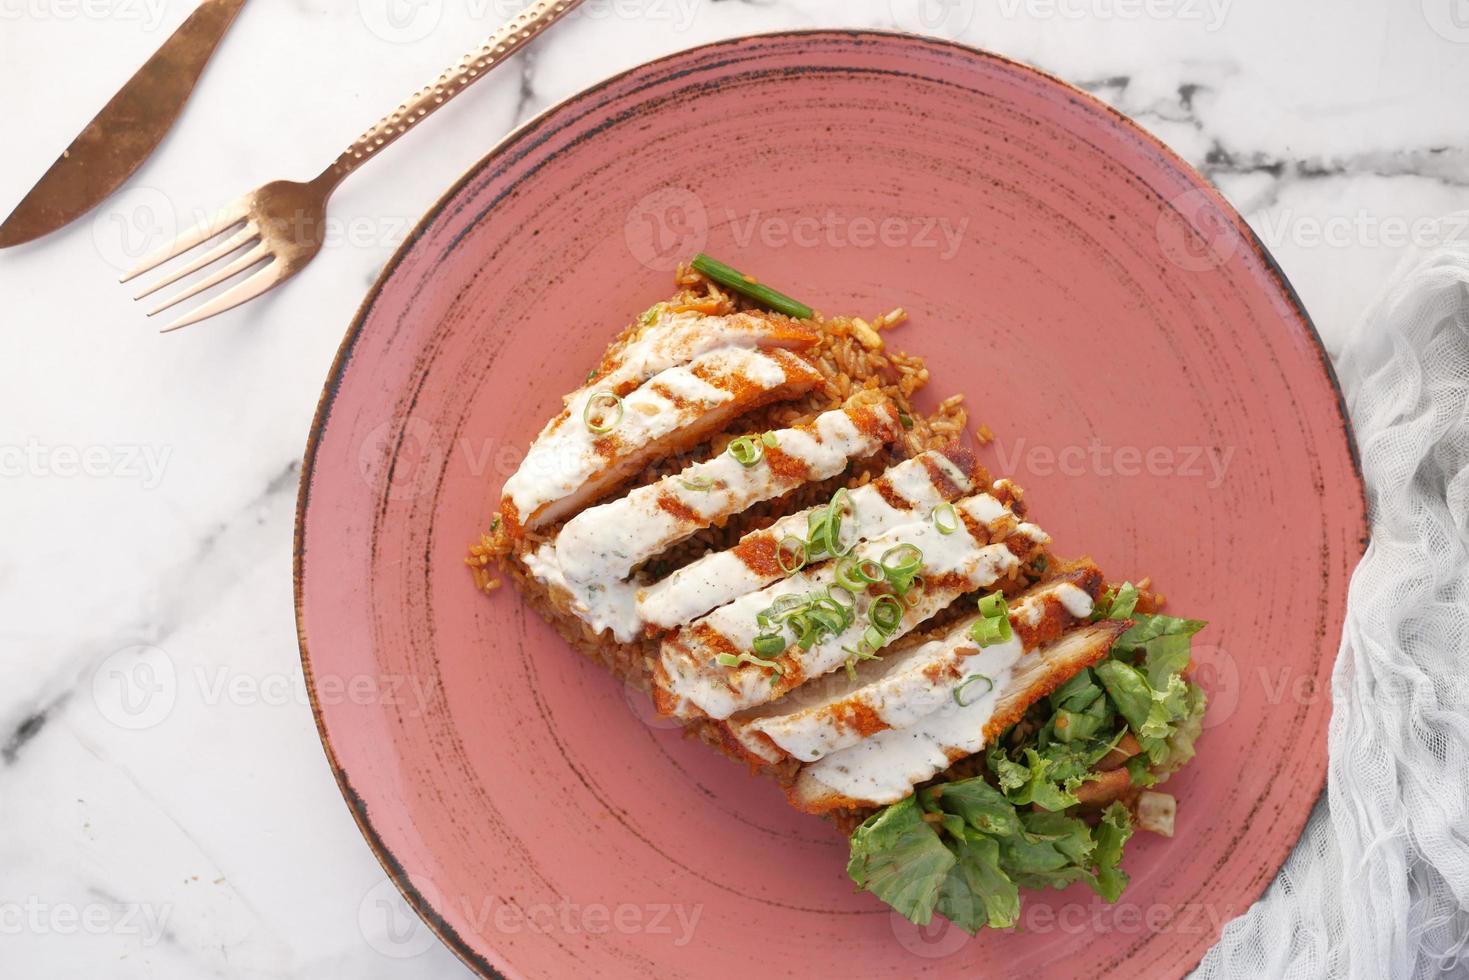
[0,0,248,249]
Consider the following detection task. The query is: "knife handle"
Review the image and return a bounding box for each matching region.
[317,0,582,189]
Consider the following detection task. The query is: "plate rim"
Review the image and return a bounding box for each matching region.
[293,28,1368,980]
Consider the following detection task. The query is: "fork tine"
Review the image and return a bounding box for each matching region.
[159,260,297,334]
[131,223,260,301]
[146,243,272,316]
[118,198,250,284]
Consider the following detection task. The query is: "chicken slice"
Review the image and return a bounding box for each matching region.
[636,446,990,630]
[586,308,821,397]
[501,346,823,533]
[653,495,1051,721]
[524,403,902,641]
[726,563,1106,764]
[786,619,1132,813]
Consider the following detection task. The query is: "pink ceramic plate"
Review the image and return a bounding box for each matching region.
[296,31,1366,979]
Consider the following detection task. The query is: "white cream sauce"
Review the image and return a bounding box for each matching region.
[736,575,1091,763]
[742,613,993,762]
[502,346,796,529]
[593,309,812,394]
[659,496,1040,720]
[526,405,899,642]
[557,405,897,581]
[521,542,642,642]
[1055,582,1095,619]
[637,450,977,629]
[797,635,1028,805]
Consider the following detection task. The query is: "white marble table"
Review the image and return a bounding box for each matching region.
[1,2,1464,976]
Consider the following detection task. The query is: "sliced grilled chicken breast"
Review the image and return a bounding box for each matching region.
[786,619,1132,813]
[524,403,902,641]
[586,308,821,397]
[653,495,1051,721]
[501,346,824,533]
[637,446,988,630]
[726,563,1106,764]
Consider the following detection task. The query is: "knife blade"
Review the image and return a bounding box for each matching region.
[0,0,248,249]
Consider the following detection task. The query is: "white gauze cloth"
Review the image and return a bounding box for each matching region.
[1195,217,1469,978]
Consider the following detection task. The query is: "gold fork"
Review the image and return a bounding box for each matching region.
[122,0,584,333]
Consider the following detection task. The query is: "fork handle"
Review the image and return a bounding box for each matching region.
[316,0,583,189]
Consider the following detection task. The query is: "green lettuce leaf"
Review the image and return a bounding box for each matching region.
[1089,803,1135,901]
[987,747,1081,811]
[1094,659,1154,733]
[847,796,955,925]
[925,779,1021,838]
[1115,614,1206,687]
[1094,582,1140,621]
[937,831,1021,931]
[848,586,1208,934]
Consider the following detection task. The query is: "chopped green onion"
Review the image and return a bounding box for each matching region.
[680,475,714,491]
[807,488,854,560]
[777,536,807,575]
[898,412,915,430]
[863,624,888,652]
[586,369,597,384]
[754,585,855,655]
[953,674,994,706]
[727,435,764,467]
[716,651,785,674]
[841,643,882,681]
[869,595,904,634]
[881,543,923,577]
[761,431,779,448]
[968,616,1010,646]
[583,392,623,434]
[931,502,959,535]
[828,585,857,611]
[690,254,814,319]
[833,556,868,592]
[968,591,1013,647]
[878,543,924,595]
[752,633,787,658]
[977,591,1008,619]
